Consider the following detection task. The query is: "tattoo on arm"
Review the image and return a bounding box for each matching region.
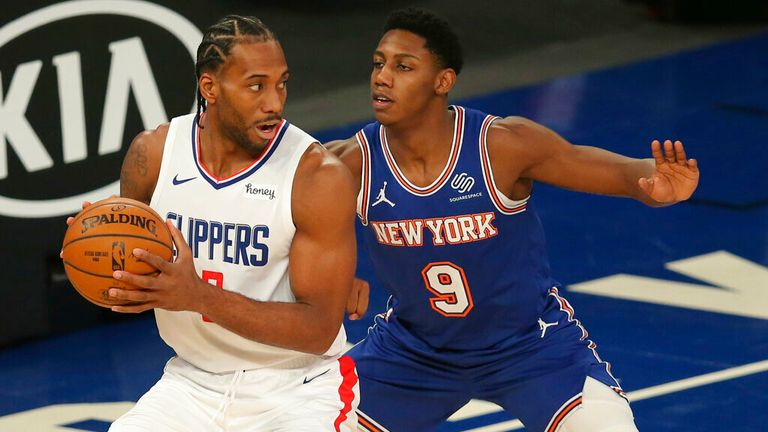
[120,141,148,199]
[134,142,148,176]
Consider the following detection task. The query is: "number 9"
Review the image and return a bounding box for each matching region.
[421,262,474,317]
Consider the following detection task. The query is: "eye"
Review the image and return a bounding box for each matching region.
[278,80,288,90]
[372,61,384,69]
[397,63,412,71]
[249,83,262,91]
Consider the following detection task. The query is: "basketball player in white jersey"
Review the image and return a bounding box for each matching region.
[92,15,360,431]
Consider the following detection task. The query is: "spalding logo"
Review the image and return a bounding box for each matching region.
[0,0,201,218]
[80,212,158,236]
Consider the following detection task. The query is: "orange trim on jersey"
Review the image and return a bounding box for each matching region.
[334,356,359,432]
[549,287,575,319]
[358,415,384,432]
[196,119,287,182]
[479,115,529,214]
[548,287,588,340]
[548,287,625,394]
[380,106,465,196]
[356,130,372,225]
[357,409,390,432]
[613,386,630,401]
[546,395,582,432]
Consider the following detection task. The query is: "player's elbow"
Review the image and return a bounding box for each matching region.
[304,321,344,355]
[290,302,346,355]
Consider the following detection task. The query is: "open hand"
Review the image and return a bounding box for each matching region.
[638,140,699,203]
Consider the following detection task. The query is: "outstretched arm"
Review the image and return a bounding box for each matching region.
[489,117,699,206]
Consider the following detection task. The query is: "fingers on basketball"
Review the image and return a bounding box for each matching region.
[61,197,173,308]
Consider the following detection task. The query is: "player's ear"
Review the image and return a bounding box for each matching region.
[198,72,218,105]
[435,68,456,96]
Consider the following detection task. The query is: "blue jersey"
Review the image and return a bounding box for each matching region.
[356,105,560,351]
[351,106,627,432]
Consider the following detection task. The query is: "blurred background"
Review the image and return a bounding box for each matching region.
[1,1,767,431]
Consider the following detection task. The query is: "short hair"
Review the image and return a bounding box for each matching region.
[383,7,463,75]
[195,15,278,123]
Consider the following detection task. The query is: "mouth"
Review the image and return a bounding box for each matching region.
[254,120,281,140]
[372,94,393,109]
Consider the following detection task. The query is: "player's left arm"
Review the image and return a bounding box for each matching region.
[285,142,358,339]
[198,144,356,352]
[108,144,356,354]
[490,116,699,206]
[201,144,357,352]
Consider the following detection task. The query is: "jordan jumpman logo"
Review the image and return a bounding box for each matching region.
[538,318,558,338]
[372,181,396,207]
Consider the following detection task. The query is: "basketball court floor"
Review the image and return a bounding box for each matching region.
[1,28,767,432]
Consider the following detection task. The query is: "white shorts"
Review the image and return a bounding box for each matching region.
[109,355,359,432]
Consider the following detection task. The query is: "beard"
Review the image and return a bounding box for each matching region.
[216,105,268,157]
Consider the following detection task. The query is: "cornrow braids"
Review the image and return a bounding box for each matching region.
[195,15,278,125]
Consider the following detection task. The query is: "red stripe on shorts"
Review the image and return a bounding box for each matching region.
[334,355,358,431]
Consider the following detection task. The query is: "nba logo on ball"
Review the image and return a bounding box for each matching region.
[111,241,126,271]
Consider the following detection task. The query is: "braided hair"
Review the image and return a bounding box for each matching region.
[195,15,277,124]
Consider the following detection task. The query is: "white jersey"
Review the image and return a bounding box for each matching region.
[149,113,346,373]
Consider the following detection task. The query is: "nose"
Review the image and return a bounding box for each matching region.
[261,87,285,114]
[373,65,393,88]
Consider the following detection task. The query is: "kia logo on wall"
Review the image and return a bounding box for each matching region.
[0,0,201,218]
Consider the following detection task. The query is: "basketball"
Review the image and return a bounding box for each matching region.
[61,197,174,308]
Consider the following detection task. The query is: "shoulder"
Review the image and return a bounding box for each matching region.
[295,143,356,198]
[124,122,168,170]
[481,116,573,191]
[324,136,362,185]
[488,116,552,144]
[325,136,361,168]
[120,122,170,203]
[292,144,356,226]
[325,136,360,160]
[486,116,565,161]
[129,122,170,155]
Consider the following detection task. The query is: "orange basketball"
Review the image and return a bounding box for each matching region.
[61,197,174,308]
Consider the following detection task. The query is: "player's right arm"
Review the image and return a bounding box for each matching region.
[63,125,168,231]
[120,125,168,205]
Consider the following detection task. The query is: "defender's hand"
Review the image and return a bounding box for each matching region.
[347,278,370,320]
[638,140,699,203]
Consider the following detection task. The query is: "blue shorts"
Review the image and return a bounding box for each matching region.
[349,296,626,432]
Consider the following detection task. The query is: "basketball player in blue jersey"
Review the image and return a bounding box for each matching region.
[66,15,361,431]
[327,8,699,432]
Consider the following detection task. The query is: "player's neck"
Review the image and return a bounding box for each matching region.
[382,105,455,186]
[385,104,455,162]
[198,115,267,178]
